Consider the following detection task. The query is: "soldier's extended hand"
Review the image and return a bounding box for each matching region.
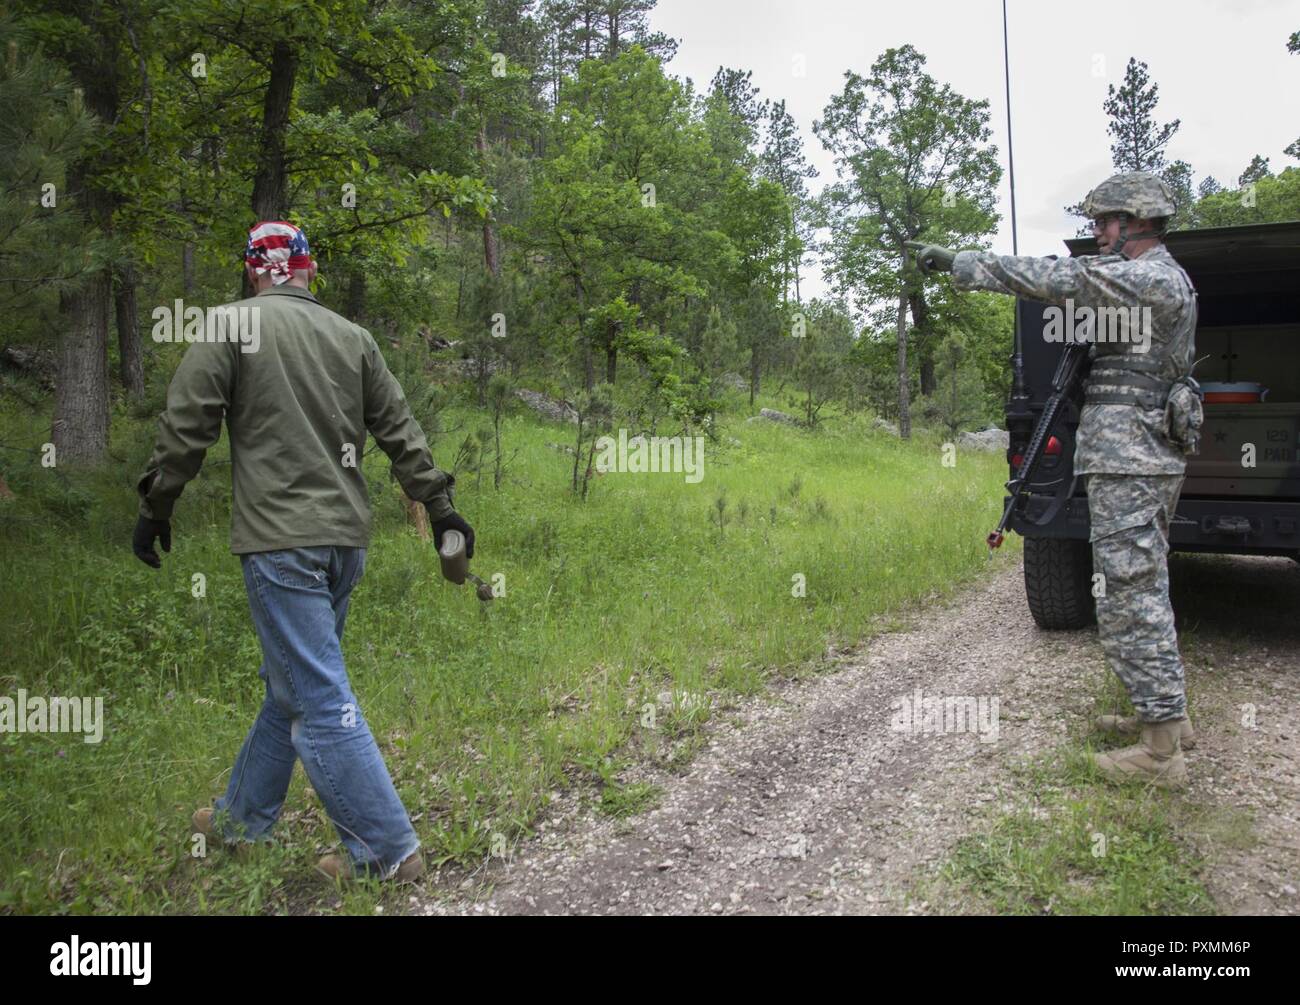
[904,241,956,275]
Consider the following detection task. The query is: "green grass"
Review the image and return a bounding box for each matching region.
[940,754,1213,915]
[934,671,1214,916]
[0,388,1012,914]
[598,780,663,818]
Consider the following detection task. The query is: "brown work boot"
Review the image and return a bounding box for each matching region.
[1092,720,1187,788]
[192,807,216,835]
[191,807,255,857]
[316,850,424,884]
[1096,714,1196,750]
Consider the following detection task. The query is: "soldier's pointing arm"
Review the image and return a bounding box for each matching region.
[952,251,1183,311]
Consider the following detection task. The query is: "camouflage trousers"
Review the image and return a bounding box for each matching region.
[1087,473,1187,722]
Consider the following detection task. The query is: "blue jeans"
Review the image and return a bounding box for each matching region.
[212,546,419,878]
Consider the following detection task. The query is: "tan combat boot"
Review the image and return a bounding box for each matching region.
[1092,720,1187,788]
[316,850,424,884]
[1096,714,1195,750]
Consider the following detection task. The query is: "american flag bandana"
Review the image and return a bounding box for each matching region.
[245,221,312,286]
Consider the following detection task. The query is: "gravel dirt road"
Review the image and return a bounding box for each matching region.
[412,552,1300,915]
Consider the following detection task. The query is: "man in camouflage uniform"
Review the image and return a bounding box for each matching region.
[907,172,1200,787]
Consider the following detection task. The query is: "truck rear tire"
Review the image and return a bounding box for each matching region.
[1023,536,1096,630]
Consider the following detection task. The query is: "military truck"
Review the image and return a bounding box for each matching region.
[1005,221,1300,629]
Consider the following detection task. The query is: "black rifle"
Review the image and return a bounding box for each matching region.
[986,342,1090,553]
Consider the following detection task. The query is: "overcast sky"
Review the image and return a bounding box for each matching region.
[649,0,1299,301]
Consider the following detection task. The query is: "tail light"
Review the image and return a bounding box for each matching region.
[1010,435,1062,471]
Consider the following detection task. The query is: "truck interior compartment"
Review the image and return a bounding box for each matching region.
[1182,324,1300,496]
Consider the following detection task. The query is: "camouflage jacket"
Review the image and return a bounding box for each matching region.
[952,244,1197,476]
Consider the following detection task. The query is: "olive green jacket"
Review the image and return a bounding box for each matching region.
[137,284,454,554]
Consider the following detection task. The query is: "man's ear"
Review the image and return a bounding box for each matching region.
[308,259,319,285]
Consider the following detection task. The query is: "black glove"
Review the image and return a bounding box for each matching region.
[132,516,172,569]
[431,511,475,560]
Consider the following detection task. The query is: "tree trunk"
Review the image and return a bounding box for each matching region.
[179,171,197,296]
[346,269,367,323]
[54,272,112,465]
[749,352,760,409]
[54,12,119,466]
[572,417,583,492]
[114,264,145,399]
[949,363,960,437]
[607,11,620,58]
[482,220,499,278]
[908,290,935,396]
[456,245,467,319]
[783,215,794,304]
[404,495,430,541]
[246,39,298,297]
[476,128,500,278]
[896,291,911,440]
[251,41,296,220]
[575,279,593,390]
[920,354,936,398]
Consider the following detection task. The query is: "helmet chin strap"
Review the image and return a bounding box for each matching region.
[1110,213,1163,258]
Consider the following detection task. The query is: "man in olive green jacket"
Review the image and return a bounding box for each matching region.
[133,221,472,882]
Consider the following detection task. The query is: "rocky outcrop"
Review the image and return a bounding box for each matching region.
[957,427,1010,452]
[746,408,801,426]
[515,389,578,424]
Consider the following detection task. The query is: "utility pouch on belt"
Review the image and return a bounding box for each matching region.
[1084,356,1203,456]
[1164,376,1204,456]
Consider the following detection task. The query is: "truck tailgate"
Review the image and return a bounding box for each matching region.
[1183,402,1300,497]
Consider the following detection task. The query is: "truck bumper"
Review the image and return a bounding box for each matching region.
[1009,494,1300,557]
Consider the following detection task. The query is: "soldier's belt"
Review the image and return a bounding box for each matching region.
[1092,353,1167,374]
[1084,367,1173,409]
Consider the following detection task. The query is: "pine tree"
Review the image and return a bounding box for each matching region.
[1287,30,1299,160]
[1104,57,1180,171]
[1160,159,1195,230]
[0,26,100,321]
[1239,154,1271,187]
[703,66,766,170]
[760,99,818,303]
[1064,56,1180,228]
[542,0,677,100]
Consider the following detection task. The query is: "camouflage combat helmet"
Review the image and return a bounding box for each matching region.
[1082,171,1177,220]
